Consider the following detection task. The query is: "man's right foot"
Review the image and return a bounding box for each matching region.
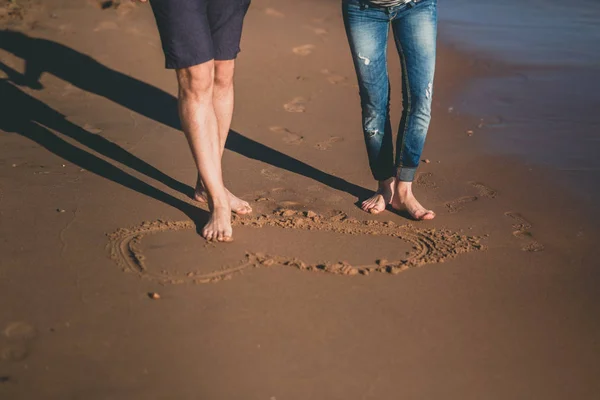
[194,179,252,215]
[202,205,233,242]
[361,177,395,214]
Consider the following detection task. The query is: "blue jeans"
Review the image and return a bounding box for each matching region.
[342,0,437,182]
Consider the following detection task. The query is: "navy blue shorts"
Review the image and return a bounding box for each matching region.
[150,0,251,69]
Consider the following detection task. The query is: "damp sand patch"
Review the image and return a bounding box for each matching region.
[107,211,486,284]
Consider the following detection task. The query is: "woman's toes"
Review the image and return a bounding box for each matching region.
[219,230,233,242]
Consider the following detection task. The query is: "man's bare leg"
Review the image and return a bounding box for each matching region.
[177,62,232,241]
[390,180,435,221]
[194,59,252,215]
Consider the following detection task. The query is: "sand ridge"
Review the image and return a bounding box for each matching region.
[107,209,486,285]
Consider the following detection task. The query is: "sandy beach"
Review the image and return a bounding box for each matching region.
[1,0,599,398]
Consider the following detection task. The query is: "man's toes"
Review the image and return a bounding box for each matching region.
[369,205,384,215]
[237,203,252,215]
[422,211,436,220]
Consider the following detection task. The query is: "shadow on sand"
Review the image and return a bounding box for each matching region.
[0,30,370,215]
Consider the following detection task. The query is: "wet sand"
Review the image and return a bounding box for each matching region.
[1,0,599,399]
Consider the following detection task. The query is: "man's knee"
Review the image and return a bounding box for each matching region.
[214,60,235,89]
[176,61,215,98]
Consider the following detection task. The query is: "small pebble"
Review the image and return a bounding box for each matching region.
[467,130,474,136]
[149,292,160,300]
[56,209,65,213]
[11,164,17,167]
[422,159,431,164]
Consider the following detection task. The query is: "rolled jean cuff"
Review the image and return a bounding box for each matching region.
[396,166,417,182]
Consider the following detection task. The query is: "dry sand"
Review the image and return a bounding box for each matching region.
[1,0,599,399]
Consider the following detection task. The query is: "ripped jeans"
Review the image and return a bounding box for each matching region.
[342,0,437,182]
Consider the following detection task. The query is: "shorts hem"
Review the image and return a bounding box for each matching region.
[165,54,215,70]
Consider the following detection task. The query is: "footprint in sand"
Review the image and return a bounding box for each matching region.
[93,21,118,32]
[265,8,285,18]
[283,97,308,113]
[292,44,316,56]
[469,181,498,199]
[260,168,283,181]
[269,126,304,145]
[445,181,498,214]
[1,322,37,362]
[315,136,344,151]
[116,2,137,17]
[414,172,438,189]
[504,211,544,252]
[107,211,486,285]
[83,123,103,134]
[276,200,306,211]
[305,26,329,36]
[321,69,348,85]
[445,196,478,214]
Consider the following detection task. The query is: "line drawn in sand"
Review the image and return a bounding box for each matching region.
[108,210,486,285]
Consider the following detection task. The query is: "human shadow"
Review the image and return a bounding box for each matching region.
[0,77,206,227]
[0,29,370,200]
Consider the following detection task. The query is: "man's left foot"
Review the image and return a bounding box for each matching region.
[390,180,435,221]
[194,180,252,215]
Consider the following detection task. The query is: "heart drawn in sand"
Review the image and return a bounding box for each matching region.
[107,211,485,285]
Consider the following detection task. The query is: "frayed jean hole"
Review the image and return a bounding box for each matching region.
[358,54,371,66]
[365,130,381,139]
[425,81,433,99]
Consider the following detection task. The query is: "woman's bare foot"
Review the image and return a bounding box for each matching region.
[194,178,252,215]
[361,177,395,214]
[202,202,233,242]
[391,180,435,220]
